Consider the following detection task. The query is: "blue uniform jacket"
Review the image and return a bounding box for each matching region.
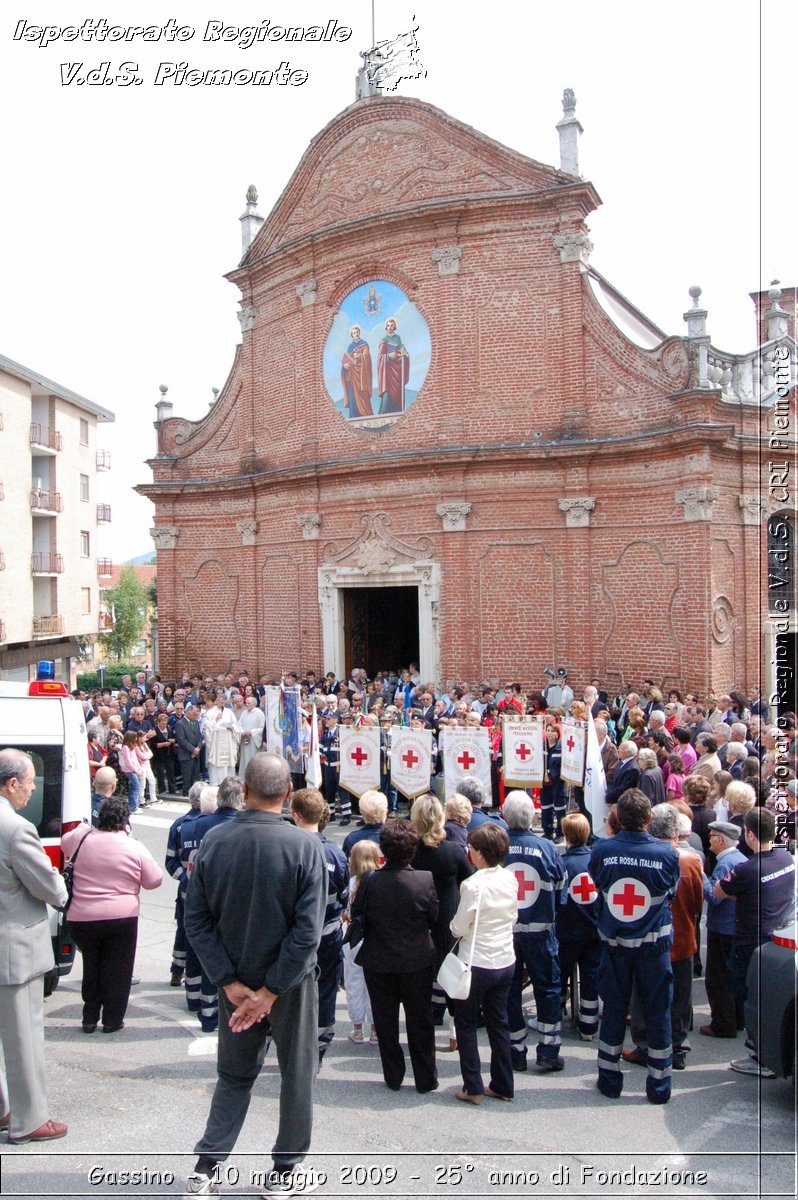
[703,846,746,935]
[505,828,564,933]
[318,832,349,934]
[588,830,679,949]
[557,844,600,941]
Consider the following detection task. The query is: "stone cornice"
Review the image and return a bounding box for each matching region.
[137,422,735,500]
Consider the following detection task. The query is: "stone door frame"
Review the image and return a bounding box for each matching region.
[318,560,441,686]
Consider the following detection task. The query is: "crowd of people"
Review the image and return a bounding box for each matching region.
[1,664,795,1197]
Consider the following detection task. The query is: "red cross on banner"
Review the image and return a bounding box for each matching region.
[402,749,419,768]
[566,735,575,752]
[350,746,368,767]
[516,743,531,761]
[457,751,475,770]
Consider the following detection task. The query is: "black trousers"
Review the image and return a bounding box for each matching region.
[154,752,177,795]
[704,929,737,1035]
[364,965,437,1092]
[179,755,201,795]
[453,962,515,1098]
[69,916,138,1028]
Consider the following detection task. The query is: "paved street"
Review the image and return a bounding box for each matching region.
[1,803,794,1199]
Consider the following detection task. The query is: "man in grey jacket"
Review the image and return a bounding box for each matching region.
[0,749,68,1144]
[183,752,326,1198]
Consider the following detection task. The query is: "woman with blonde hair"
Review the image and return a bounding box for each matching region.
[411,794,474,1025]
[444,793,472,852]
[342,840,381,1044]
[726,781,756,857]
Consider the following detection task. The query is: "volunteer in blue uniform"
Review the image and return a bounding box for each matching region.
[164,781,203,987]
[290,788,349,1065]
[557,812,601,1040]
[504,791,566,1072]
[539,724,565,841]
[588,788,680,1104]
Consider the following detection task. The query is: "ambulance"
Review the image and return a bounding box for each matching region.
[0,665,92,993]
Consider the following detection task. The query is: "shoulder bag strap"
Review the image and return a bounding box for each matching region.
[66,827,93,868]
[464,879,485,970]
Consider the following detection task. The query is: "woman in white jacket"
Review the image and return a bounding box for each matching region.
[449,823,518,1103]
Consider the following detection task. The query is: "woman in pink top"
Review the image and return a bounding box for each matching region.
[664,753,686,802]
[118,731,147,812]
[62,797,162,1033]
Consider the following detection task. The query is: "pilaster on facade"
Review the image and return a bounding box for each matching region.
[298,513,322,540]
[558,497,595,527]
[237,305,257,333]
[675,486,718,522]
[436,502,471,532]
[431,246,462,277]
[738,495,770,526]
[296,279,318,307]
[150,525,179,550]
[236,519,258,546]
[552,232,592,269]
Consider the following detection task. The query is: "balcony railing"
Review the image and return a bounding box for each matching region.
[30,423,62,452]
[96,503,112,523]
[97,557,113,577]
[31,552,64,574]
[33,615,64,637]
[30,488,63,513]
[96,448,111,470]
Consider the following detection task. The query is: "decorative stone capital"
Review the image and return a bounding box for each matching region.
[675,486,718,522]
[236,519,258,546]
[431,246,462,277]
[738,495,769,526]
[237,305,257,333]
[558,497,595,527]
[296,279,318,308]
[553,232,592,267]
[298,513,322,540]
[150,525,178,550]
[436,502,471,532]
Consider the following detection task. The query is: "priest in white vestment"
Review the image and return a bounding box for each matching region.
[203,694,241,784]
[237,695,266,779]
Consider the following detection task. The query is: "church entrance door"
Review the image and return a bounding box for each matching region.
[342,586,419,680]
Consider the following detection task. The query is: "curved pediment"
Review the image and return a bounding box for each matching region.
[244,96,576,261]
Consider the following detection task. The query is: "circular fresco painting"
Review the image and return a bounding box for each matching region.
[323,279,431,431]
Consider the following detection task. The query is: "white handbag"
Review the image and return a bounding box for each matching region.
[436,883,484,1001]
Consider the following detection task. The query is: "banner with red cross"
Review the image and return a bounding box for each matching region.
[390,727,433,800]
[568,871,599,906]
[502,720,544,788]
[339,727,381,798]
[560,718,586,786]
[442,727,491,796]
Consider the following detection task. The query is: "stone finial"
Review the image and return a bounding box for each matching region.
[209,387,219,410]
[683,286,707,338]
[558,497,595,527]
[675,486,718,522]
[236,519,258,546]
[237,305,257,333]
[431,246,463,277]
[556,86,583,176]
[766,280,789,340]
[683,286,710,388]
[436,502,471,532]
[150,525,179,550]
[240,185,264,255]
[296,279,318,308]
[154,384,173,424]
[553,232,593,268]
[298,513,322,540]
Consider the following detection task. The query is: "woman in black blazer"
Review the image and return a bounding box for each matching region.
[352,819,439,1093]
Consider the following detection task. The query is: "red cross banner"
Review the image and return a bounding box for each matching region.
[502,720,544,788]
[560,718,586,786]
[390,727,433,801]
[442,727,491,796]
[338,726,381,798]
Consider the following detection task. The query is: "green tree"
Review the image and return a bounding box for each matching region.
[100,567,149,661]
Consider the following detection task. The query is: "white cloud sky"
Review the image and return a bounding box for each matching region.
[1,1,793,560]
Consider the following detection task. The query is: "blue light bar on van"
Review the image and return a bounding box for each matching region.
[36,661,56,681]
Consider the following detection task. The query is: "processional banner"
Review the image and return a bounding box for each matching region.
[502,720,544,788]
[560,718,586,786]
[442,727,491,796]
[339,727,381,798]
[390,727,432,800]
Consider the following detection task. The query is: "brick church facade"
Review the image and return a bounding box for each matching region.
[140,92,796,697]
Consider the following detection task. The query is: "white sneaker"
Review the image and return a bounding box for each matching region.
[183,1172,220,1197]
[729,1056,776,1078]
[347,1028,365,1043]
[260,1168,320,1197]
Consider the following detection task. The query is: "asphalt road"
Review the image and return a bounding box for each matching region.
[1,803,794,1200]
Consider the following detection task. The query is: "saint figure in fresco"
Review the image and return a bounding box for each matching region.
[377,317,410,415]
[340,324,374,418]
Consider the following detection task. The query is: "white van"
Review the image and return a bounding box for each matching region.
[0,678,92,992]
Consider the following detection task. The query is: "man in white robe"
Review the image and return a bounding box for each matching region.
[204,695,241,785]
[237,696,266,779]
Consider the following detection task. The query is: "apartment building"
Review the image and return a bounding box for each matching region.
[0,354,114,683]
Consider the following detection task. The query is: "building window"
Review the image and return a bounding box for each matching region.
[80,474,90,502]
[81,588,91,615]
[80,531,90,557]
[79,418,89,446]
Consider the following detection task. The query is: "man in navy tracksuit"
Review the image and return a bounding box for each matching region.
[165,783,203,987]
[557,812,601,1040]
[290,788,349,1065]
[504,791,566,1072]
[589,788,680,1103]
